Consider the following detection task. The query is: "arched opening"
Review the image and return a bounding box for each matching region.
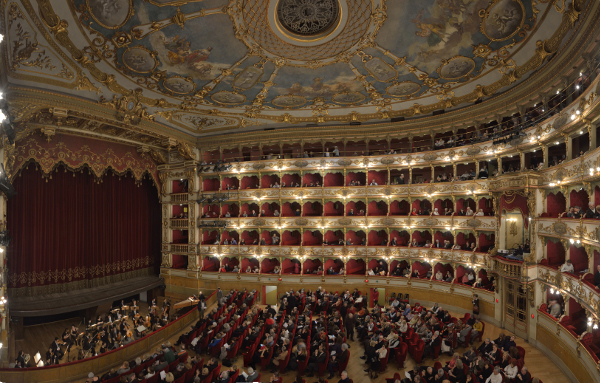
[346,259,366,275]
[202,256,219,272]
[240,175,259,189]
[367,200,388,216]
[281,230,301,246]
[260,257,280,273]
[304,258,323,274]
[325,259,345,275]
[324,200,344,216]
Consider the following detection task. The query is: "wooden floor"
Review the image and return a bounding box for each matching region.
[18,308,569,383]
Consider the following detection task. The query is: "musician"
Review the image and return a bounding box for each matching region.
[70,325,78,342]
[198,291,205,302]
[52,337,64,360]
[15,350,25,368]
[96,315,103,325]
[45,347,57,365]
[86,320,93,331]
[62,328,72,348]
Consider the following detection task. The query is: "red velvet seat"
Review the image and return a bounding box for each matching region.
[412,339,425,363]
[394,342,408,368]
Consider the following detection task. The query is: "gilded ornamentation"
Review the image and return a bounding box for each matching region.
[552,222,568,235]
[176,142,195,161]
[467,218,482,228]
[294,218,309,226]
[99,89,155,125]
[337,218,352,226]
[12,134,160,186]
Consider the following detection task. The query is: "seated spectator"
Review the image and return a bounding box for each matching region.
[560,260,574,273]
[585,202,600,218]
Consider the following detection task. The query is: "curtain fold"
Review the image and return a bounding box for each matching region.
[7,164,161,292]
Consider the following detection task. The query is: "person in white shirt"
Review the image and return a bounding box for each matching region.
[468,272,475,282]
[433,208,440,215]
[466,207,474,215]
[332,146,340,157]
[475,209,485,216]
[274,210,280,217]
[486,366,503,383]
[560,259,574,273]
[504,359,518,379]
[370,180,378,185]
[435,271,443,281]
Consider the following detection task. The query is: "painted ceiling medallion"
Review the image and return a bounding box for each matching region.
[211,91,246,105]
[122,46,158,73]
[272,95,307,108]
[437,56,476,80]
[480,0,526,41]
[364,58,397,82]
[332,92,366,104]
[277,0,340,36]
[85,0,133,29]
[386,82,421,98]
[163,76,195,94]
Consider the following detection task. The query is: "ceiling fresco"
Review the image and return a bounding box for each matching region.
[0,0,592,137]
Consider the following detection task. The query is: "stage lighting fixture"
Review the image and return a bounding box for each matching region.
[0,164,16,199]
[197,196,207,203]
[207,197,216,204]
[224,163,233,171]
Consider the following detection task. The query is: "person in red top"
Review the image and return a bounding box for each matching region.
[372,288,379,307]
[411,208,418,216]
[265,313,274,326]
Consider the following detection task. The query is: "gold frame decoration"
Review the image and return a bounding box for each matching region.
[385,81,421,98]
[211,91,247,106]
[163,75,196,94]
[436,56,476,80]
[479,0,526,42]
[331,92,366,105]
[84,0,134,30]
[122,46,159,74]
[272,95,307,108]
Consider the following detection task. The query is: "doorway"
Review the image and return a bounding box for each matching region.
[264,286,278,306]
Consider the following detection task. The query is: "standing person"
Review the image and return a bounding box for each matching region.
[216,287,223,302]
[473,294,480,317]
[345,313,356,341]
[372,288,379,307]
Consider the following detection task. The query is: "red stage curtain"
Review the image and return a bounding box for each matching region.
[7,164,161,295]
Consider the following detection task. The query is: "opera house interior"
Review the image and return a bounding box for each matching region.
[0,0,599,382]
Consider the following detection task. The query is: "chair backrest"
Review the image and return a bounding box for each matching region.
[146,374,159,383]
[174,375,185,383]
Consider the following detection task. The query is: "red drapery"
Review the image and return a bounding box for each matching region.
[7,164,161,296]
